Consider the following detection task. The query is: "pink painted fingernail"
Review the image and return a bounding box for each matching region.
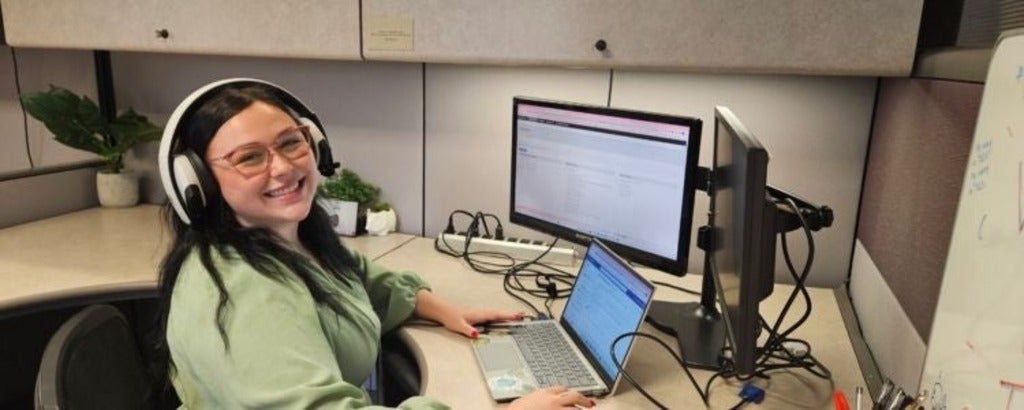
[471,330,479,339]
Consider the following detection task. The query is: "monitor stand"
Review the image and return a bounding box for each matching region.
[645,185,834,371]
[645,236,728,370]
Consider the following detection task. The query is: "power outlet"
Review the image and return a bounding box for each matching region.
[435,232,576,266]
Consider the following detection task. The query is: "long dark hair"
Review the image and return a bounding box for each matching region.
[150,83,364,397]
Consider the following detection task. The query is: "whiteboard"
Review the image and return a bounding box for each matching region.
[920,29,1024,410]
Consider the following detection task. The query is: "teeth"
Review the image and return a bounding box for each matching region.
[267,181,300,197]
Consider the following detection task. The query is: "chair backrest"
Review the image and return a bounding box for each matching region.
[35,304,151,410]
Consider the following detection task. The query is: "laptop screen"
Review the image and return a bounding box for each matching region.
[561,240,656,384]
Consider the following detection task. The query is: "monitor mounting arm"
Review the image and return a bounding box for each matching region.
[646,167,834,370]
[766,185,834,234]
[694,166,834,235]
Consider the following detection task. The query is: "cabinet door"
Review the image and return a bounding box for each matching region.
[1,0,361,60]
[362,0,922,76]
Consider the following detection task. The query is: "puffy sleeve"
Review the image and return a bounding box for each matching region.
[167,252,448,409]
[350,249,431,333]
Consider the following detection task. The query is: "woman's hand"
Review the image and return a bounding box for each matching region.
[413,290,523,338]
[509,386,596,410]
[444,308,523,338]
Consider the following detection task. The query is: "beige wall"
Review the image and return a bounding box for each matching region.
[0,47,100,227]
[104,54,874,286]
[1,49,876,286]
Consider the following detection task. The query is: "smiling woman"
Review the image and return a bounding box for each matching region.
[204,101,320,241]
[151,79,585,410]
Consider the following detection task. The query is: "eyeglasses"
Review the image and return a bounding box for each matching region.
[208,125,313,177]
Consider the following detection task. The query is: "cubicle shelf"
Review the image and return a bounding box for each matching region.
[362,0,924,76]
[0,0,362,60]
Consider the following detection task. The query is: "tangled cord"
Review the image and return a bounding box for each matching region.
[607,198,831,409]
[434,210,576,317]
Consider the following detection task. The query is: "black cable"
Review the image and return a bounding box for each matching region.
[606,69,614,107]
[474,211,492,238]
[610,331,707,407]
[433,210,577,316]
[732,197,830,382]
[756,199,815,357]
[10,48,34,168]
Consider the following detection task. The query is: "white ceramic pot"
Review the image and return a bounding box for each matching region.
[365,208,397,236]
[320,198,360,236]
[96,170,139,207]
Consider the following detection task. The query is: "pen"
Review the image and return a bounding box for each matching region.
[856,386,863,410]
[834,390,850,410]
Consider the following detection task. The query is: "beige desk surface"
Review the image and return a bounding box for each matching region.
[0,205,415,317]
[382,238,865,409]
[0,206,865,407]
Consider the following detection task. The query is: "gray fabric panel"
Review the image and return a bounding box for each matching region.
[0,166,99,229]
[857,78,982,340]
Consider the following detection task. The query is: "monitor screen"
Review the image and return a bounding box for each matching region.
[510,97,702,275]
[709,105,776,375]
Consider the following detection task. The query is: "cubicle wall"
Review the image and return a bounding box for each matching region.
[110,53,426,233]
[0,47,100,228]
[92,53,874,287]
[0,47,28,174]
[0,48,878,286]
[421,66,875,286]
[851,78,982,393]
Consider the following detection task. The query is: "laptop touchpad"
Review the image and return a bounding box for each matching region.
[475,337,525,371]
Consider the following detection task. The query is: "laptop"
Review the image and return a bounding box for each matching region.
[470,239,656,401]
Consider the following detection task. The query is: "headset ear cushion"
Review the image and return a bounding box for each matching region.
[298,117,326,163]
[297,117,338,177]
[172,150,217,224]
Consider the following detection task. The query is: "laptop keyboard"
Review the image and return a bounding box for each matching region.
[511,322,600,388]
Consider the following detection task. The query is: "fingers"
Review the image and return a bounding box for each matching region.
[466,310,525,325]
[448,319,478,339]
[572,395,597,408]
[493,310,525,322]
[544,385,593,407]
[542,385,569,394]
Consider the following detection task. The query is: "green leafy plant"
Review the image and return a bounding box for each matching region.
[20,85,163,173]
[318,168,389,211]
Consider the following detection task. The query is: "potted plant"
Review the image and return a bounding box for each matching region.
[20,85,162,207]
[364,201,397,236]
[318,169,395,236]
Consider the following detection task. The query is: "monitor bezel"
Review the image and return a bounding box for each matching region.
[509,96,703,275]
[709,105,772,375]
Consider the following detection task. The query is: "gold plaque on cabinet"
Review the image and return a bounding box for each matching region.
[365,17,414,51]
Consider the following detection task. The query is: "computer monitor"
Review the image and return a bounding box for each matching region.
[707,106,777,375]
[510,97,702,275]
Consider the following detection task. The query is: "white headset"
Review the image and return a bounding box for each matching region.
[158,78,338,225]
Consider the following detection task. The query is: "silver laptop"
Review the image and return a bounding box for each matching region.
[470,239,656,401]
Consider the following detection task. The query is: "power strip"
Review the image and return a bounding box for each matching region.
[435,232,577,266]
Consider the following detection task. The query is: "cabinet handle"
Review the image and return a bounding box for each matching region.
[155,29,170,39]
[594,39,607,52]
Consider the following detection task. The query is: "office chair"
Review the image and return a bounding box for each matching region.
[35,304,152,410]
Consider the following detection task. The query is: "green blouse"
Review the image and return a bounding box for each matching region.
[166,247,450,409]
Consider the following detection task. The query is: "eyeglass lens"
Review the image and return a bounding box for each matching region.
[224,129,311,175]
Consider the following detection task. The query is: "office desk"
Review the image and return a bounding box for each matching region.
[0,205,417,407]
[381,238,865,409]
[0,205,415,319]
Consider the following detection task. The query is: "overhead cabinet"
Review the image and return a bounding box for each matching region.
[0,0,362,60]
[2,1,923,75]
[362,0,924,76]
